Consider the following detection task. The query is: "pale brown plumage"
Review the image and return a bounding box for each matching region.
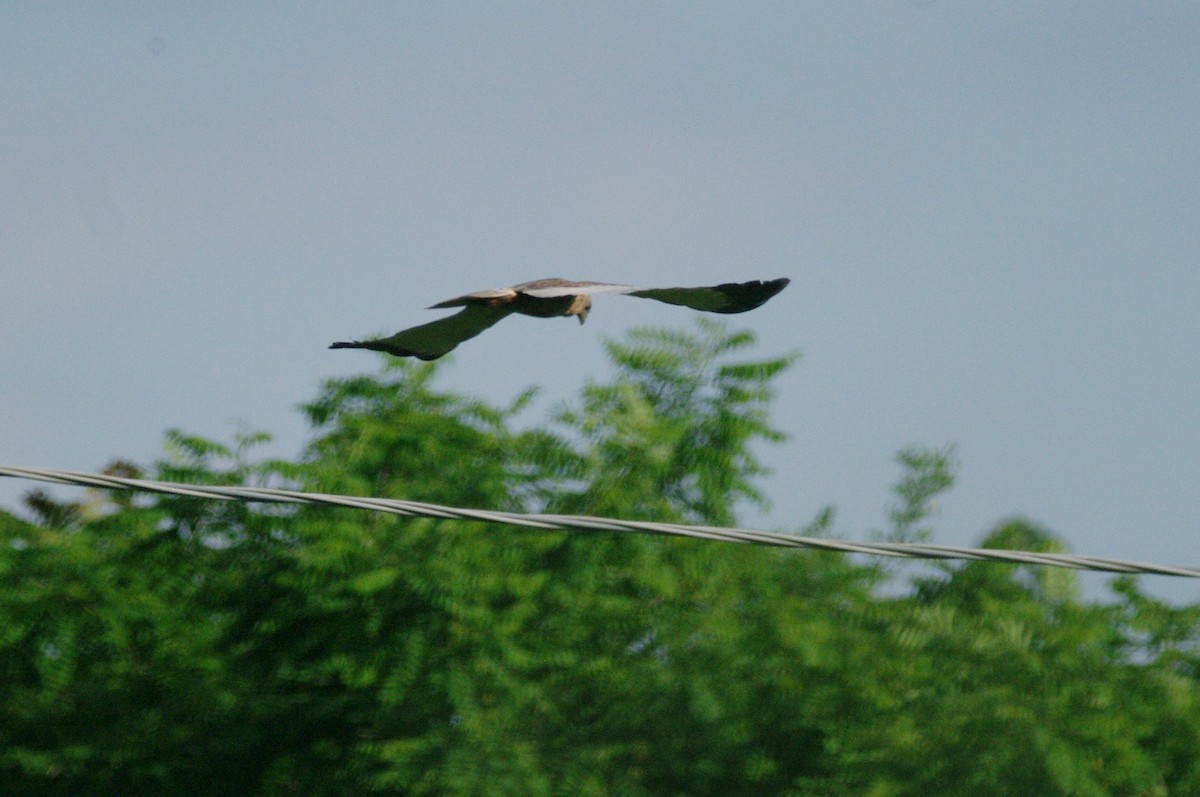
[330,277,789,361]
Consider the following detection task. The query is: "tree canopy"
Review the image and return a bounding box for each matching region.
[2,321,1198,796]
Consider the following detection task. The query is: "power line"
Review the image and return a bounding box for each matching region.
[2,463,1197,578]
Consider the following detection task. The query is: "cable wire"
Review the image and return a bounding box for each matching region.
[2,464,1197,578]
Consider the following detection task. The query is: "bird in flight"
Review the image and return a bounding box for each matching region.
[330,277,789,361]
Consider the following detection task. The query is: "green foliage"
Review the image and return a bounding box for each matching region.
[543,320,796,524]
[1,319,1198,795]
[885,444,957,543]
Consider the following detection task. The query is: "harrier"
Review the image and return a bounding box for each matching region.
[330,277,789,361]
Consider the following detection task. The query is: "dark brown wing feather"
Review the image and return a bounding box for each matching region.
[627,278,790,313]
[329,304,513,360]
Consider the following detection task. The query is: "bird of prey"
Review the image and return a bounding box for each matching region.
[330,277,789,361]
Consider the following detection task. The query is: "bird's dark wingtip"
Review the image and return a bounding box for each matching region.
[754,277,790,303]
[709,277,791,313]
[329,338,445,360]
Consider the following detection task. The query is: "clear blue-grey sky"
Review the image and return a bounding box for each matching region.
[2,4,1197,600]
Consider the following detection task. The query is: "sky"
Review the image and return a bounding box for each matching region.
[2,4,1197,601]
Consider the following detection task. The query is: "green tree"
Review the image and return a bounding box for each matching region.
[2,320,1199,796]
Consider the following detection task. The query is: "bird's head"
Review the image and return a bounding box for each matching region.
[568,294,592,324]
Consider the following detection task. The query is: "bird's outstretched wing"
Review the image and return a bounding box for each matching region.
[329,304,513,360]
[428,287,518,309]
[519,277,790,314]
